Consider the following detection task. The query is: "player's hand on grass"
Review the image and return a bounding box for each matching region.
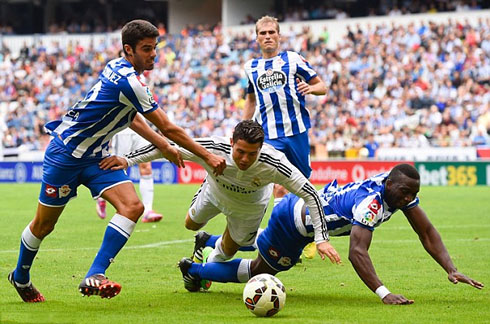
[448,271,484,289]
[205,153,226,176]
[99,156,128,170]
[382,293,414,305]
[317,241,341,264]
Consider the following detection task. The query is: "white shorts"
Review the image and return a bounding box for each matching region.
[112,128,150,156]
[188,181,265,246]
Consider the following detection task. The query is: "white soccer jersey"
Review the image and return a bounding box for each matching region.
[244,51,317,140]
[125,137,329,243]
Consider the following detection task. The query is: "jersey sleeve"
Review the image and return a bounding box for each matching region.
[401,196,419,211]
[124,144,163,166]
[271,154,329,243]
[120,74,159,114]
[352,194,384,230]
[247,76,255,94]
[291,52,317,83]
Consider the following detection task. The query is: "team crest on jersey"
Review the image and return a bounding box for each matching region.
[257,69,287,93]
[251,177,261,187]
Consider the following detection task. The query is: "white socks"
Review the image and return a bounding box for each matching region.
[207,237,233,263]
[139,174,154,214]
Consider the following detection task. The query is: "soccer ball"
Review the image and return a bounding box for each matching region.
[242,274,286,317]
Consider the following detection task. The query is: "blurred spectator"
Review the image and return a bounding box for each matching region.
[1,16,489,159]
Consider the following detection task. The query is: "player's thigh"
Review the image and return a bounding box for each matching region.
[80,163,131,199]
[284,132,311,178]
[188,181,221,224]
[226,215,264,246]
[256,198,309,271]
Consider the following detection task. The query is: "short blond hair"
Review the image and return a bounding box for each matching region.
[255,15,280,35]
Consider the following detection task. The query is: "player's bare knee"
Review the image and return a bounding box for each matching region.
[120,200,144,220]
[31,221,55,239]
[184,214,203,230]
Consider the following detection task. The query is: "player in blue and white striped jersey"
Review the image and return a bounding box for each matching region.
[8,19,226,303]
[182,164,483,303]
[243,16,327,178]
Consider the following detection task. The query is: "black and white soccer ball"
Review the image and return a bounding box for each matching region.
[242,274,286,317]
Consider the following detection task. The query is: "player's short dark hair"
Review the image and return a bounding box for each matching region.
[388,164,420,182]
[232,120,265,146]
[121,20,159,55]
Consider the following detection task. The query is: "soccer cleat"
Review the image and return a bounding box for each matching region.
[96,198,107,219]
[8,271,45,302]
[141,210,163,223]
[302,242,317,259]
[178,257,200,292]
[192,231,211,263]
[78,274,121,299]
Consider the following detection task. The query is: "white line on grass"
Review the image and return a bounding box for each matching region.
[0,238,488,254]
[0,238,193,253]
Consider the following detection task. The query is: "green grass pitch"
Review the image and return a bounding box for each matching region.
[0,183,489,324]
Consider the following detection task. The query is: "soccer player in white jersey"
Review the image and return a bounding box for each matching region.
[243,15,327,179]
[100,120,341,291]
[7,20,226,302]
[96,126,163,223]
[179,164,483,303]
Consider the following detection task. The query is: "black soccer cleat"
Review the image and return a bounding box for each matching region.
[8,270,45,303]
[192,231,211,263]
[79,274,121,299]
[178,257,200,292]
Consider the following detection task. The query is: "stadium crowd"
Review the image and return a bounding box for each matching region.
[1,17,489,158]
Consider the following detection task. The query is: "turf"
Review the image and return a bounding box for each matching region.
[0,183,488,324]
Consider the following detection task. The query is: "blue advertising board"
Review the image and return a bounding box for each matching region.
[0,161,178,184]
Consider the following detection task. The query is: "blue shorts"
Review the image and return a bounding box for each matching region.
[39,139,131,207]
[257,193,312,272]
[265,132,311,178]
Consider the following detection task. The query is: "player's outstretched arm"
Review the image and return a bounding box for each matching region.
[404,206,484,289]
[130,113,184,167]
[143,108,226,175]
[349,225,414,305]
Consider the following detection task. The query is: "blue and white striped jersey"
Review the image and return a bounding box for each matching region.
[45,57,158,159]
[244,51,317,140]
[295,172,420,237]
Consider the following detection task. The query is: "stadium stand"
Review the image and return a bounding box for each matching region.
[0,10,489,160]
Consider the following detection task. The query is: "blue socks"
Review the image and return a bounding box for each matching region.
[85,214,135,278]
[189,259,242,283]
[189,258,252,283]
[14,225,42,284]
